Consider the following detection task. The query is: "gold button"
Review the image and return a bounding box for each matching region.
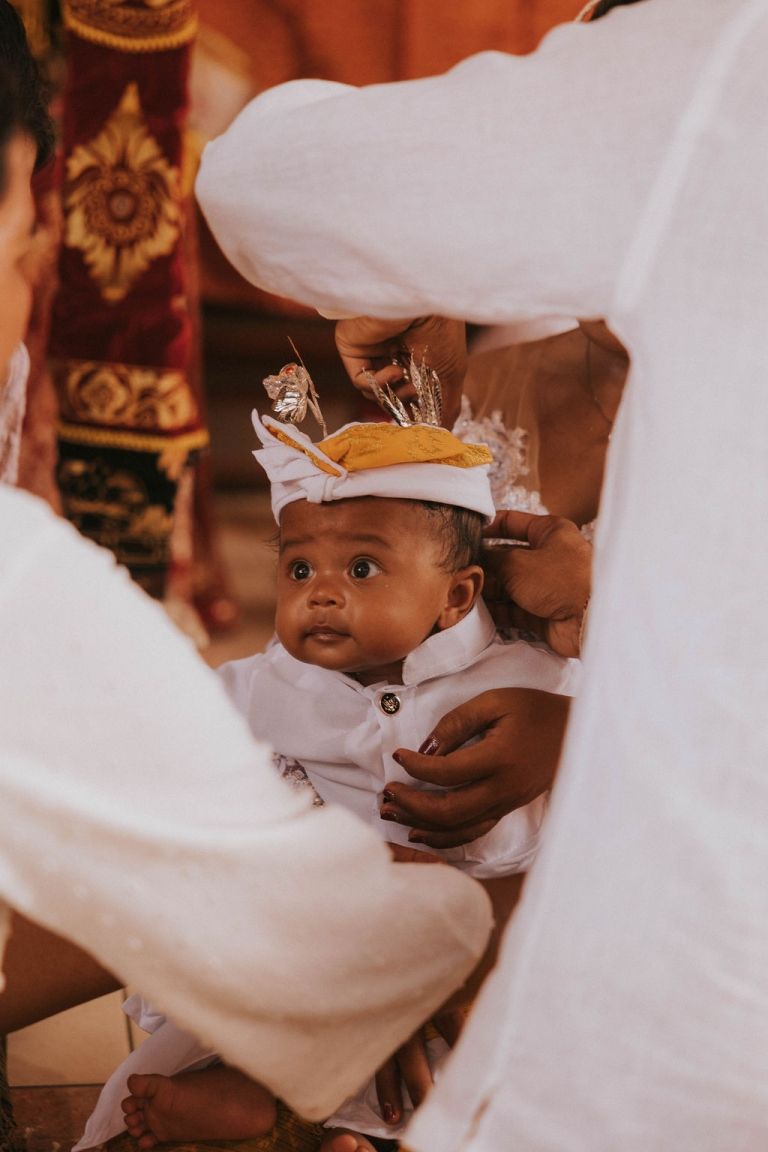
[380,692,401,715]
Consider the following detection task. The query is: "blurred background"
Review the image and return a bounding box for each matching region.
[6,0,584,1143]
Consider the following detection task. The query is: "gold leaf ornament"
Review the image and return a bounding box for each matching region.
[64,83,181,303]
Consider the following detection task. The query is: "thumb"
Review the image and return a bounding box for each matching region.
[487,509,560,547]
[420,692,502,756]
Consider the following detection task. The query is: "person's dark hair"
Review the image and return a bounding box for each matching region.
[0,0,55,193]
[591,0,646,19]
[418,501,484,572]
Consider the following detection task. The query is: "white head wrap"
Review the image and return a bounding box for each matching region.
[253,413,496,525]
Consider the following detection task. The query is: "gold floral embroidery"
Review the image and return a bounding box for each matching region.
[57,454,174,566]
[63,0,197,53]
[57,359,199,432]
[64,83,181,303]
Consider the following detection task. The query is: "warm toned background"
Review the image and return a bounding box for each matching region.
[8,2,584,1147]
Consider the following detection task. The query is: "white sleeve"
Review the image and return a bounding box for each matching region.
[0,488,491,1119]
[195,1,710,325]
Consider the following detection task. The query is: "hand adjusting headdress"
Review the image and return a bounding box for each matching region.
[252,357,495,524]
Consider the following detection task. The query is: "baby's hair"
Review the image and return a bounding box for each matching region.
[417,501,484,572]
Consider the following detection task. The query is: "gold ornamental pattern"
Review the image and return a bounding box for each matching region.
[64,83,181,303]
[63,0,197,53]
[57,359,199,432]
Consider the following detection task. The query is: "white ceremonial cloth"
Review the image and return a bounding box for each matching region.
[221,600,577,878]
[76,601,575,1149]
[0,484,492,1120]
[197,1,768,1147]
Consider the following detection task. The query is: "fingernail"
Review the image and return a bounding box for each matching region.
[418,736,440,756]
[392,751,404,766]
[382,789,395,803]
[380,809,399,823]
[408,832,427,844]
[383,1104,399,1124]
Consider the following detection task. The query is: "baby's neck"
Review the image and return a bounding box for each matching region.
[349,661,404,688]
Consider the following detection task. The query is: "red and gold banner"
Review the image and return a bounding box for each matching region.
[51,0,206,597]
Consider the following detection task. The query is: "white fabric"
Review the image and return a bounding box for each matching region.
[77,599,576,1148]
[0,484,492,1121]
[196,2,768,1146]
[253,413,496,523]
[221,599,576,879]
[0,343,30,486]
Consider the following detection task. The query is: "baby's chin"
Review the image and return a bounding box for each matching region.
[283,639,404,686]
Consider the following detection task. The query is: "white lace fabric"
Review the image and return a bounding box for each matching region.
[0,344,30,487]
[453,393,596,542]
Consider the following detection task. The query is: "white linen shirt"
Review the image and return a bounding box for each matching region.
[196,1,768,1146]
[0,484,492,1120]
[220,600,577,878]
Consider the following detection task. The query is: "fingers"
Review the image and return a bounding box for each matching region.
[335,316,419,383]
[394,1031,434,1108]
[387,842,443,865]
[350,363,409,400]
[406,819,499,849]
[487,510,562,547]
[374,1057,404,1127]
[401,688,524,762]
[334,315,466,427]
[486,508,546,544]
[392,744,495,787]
[433,1007,467,1048]
[381,777,500,830]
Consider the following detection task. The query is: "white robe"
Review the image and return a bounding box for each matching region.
[0,485,492,1119]
[75,601,576,1149]
[196,1,768,1146]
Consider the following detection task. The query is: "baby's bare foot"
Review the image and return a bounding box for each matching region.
[320,1127,382,1152]
[121,1065,276,1150]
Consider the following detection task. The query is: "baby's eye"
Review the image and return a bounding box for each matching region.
[350,558,382,580]
[289,560,313,581]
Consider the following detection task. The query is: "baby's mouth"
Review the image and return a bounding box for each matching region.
[306,623,347,639]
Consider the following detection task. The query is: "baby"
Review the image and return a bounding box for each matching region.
[76,406,578,1152]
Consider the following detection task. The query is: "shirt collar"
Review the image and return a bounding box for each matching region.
[275,598,497,694]
[401,599,496,687]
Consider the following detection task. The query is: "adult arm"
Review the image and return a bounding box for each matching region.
[196,4,686,325]
[0,487,491,1119]
[0,916,119,1033]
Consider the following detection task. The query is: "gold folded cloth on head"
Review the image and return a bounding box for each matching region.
[268,421,493,478]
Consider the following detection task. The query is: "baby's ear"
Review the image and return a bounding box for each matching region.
[437,565,484,630]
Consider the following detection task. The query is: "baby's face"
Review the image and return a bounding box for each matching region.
[275,497,459,686]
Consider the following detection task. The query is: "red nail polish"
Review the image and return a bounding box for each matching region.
[392,751,404,766]
[380,810,399,822]
[419,736,440,756]
[382,789,395,803]
[383,1103,399,1124]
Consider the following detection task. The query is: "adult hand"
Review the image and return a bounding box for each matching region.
[381,688,570,848]
[483,510,593,658]
[375,1009,466,1124]
[334,315,467,427]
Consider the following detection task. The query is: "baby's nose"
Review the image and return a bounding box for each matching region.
[308,577,344,606]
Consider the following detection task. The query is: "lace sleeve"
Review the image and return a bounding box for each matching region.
[0,345,30,487]
[273,753,325,806]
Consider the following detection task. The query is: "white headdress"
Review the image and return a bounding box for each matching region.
[253,414,496,524]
